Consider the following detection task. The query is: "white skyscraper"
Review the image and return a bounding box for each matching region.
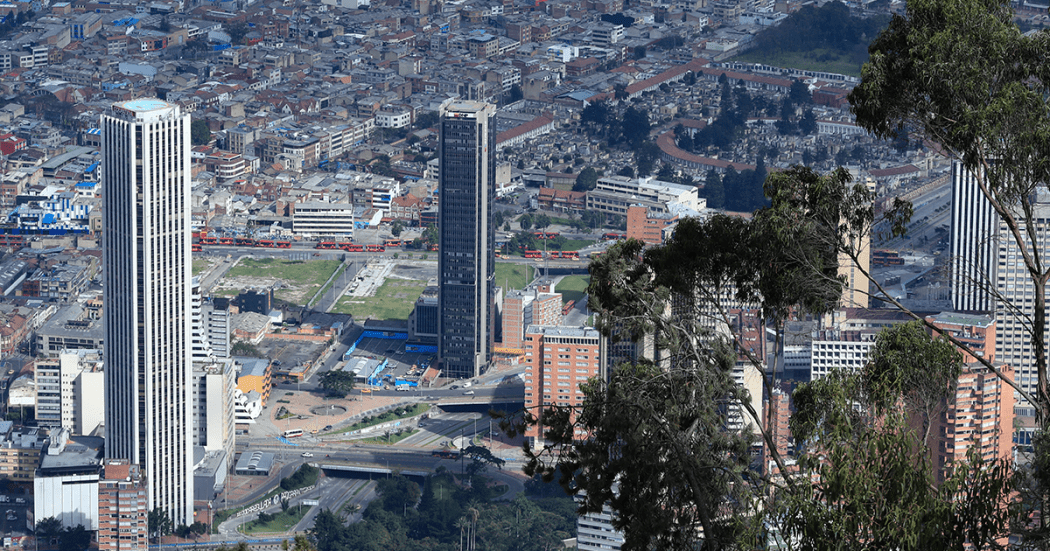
[102,99,194,525]
[950,160,999,312]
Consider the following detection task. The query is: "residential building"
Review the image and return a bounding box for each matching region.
[438,101,496,379]
[930,363,1014,483]
[501,284,562,351]
[97,460,148,551]
[523,325,603,443]
[34,350,102,429]
[102,98,194,525]
[0,425,49,484]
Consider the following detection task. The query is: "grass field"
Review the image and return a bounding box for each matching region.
[556,275,590,304]
[558,239,596,251]
[495,262,534,291]
[192,259,210,276]
[224,258,342,305]
[242,505,312,534]
[331,278,427,320]
[731,49,864,78]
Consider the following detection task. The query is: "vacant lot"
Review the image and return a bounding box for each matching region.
[216,258,342,305]
[332,278,427,320]
[556,275,590,304]
[495,262,534,291]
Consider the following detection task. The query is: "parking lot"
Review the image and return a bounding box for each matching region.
[345,333,437,386]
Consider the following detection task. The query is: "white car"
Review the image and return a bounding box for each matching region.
[301,452,314,458]
[463,390,475,395]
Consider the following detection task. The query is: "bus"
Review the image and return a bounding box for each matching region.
[218,237,235,245]
[524,250,543,259]
[432,450,460,459]
[235,237,256,246]
[191,244,203,252]
[282,429,304,438]
[365,244,386,253]
[317,241,339,250]
[384,239,403,247]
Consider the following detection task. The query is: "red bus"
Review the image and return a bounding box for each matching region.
[562,299,576,315]
[562,251,579,260]
[343,244,364,252]
[200,236,218,245]
[384,239,402,247]
[365,244,386,253]
[218,237,235,245]
[602,233,624,240]
[317,241,339,250]
[256,239,276,248]
[428,244,439,251]
[235,237,255,246]
[191,244,203,252]
[275,241,292,248]
[524,250,543,259]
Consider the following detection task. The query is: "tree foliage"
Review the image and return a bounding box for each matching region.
[573,167,599,192]
[318,369,355,397]
[191,119,211,145]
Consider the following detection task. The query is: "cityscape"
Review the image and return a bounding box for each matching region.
[0,0,1041,548]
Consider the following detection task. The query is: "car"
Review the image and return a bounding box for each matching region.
[302,452,314,458]
[463,390,475,395]
[360,388,372,394]
[324,425,333,431]
[450,385,459,390]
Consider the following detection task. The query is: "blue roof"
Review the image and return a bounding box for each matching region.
[42,213,55,225]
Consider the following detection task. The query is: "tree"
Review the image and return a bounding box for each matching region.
[574,167,599,192]
[421,224,438,245]
[147,508,173,542]
[318,370,355,397]
[846,0,1050,540]
[191,119,211,145]
[35,517,63,547]
[225,21,249,45]
[509,159,1023,549]
[231,341,264,358]
[390,220,405,237]
[415,111,440,129]
[633,45,646,59]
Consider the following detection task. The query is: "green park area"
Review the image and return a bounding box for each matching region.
[331,278,427,320]
[495,262,534,291]
[224,258,342,305]
[555,275,589,304]
[242,505,312,534]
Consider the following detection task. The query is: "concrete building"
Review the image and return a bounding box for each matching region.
[408,286,439,345]
[292,201,355,238]
[950,160,998,313]
[97,460,148,551]
[102,98,194,525]
[34,350,102,430]
[501,283,562,351]
[523,325,603,443]
[931,363,1015,483]
[192,360,236,462]
[438,101,496,379]
[33,428,104,530]
[0,425,49,484]
[626,205,678,245]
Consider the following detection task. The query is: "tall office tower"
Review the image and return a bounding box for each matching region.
[950,160,999,312]
[102,99,194,525]
[438,101,496,379]
[994,201,1050,402]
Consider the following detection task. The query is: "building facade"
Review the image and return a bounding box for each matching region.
[523,325,603,442]
[102,98,194,525]
[97,460,148,551]
[950,160,998,313]
[438,101,496,379]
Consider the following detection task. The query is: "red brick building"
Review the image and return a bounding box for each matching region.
[524,325,602,442]
[626,205,678,245]
[97,460,148,551]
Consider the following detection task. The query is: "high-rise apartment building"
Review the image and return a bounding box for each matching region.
[523,325,603,443]
[102,98,194,525]
[501,283,562,351]
[438,101,496,379]
[97,460,148,551]
[950,160,999,312]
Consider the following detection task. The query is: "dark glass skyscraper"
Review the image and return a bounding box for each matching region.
[438,101,496,379]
